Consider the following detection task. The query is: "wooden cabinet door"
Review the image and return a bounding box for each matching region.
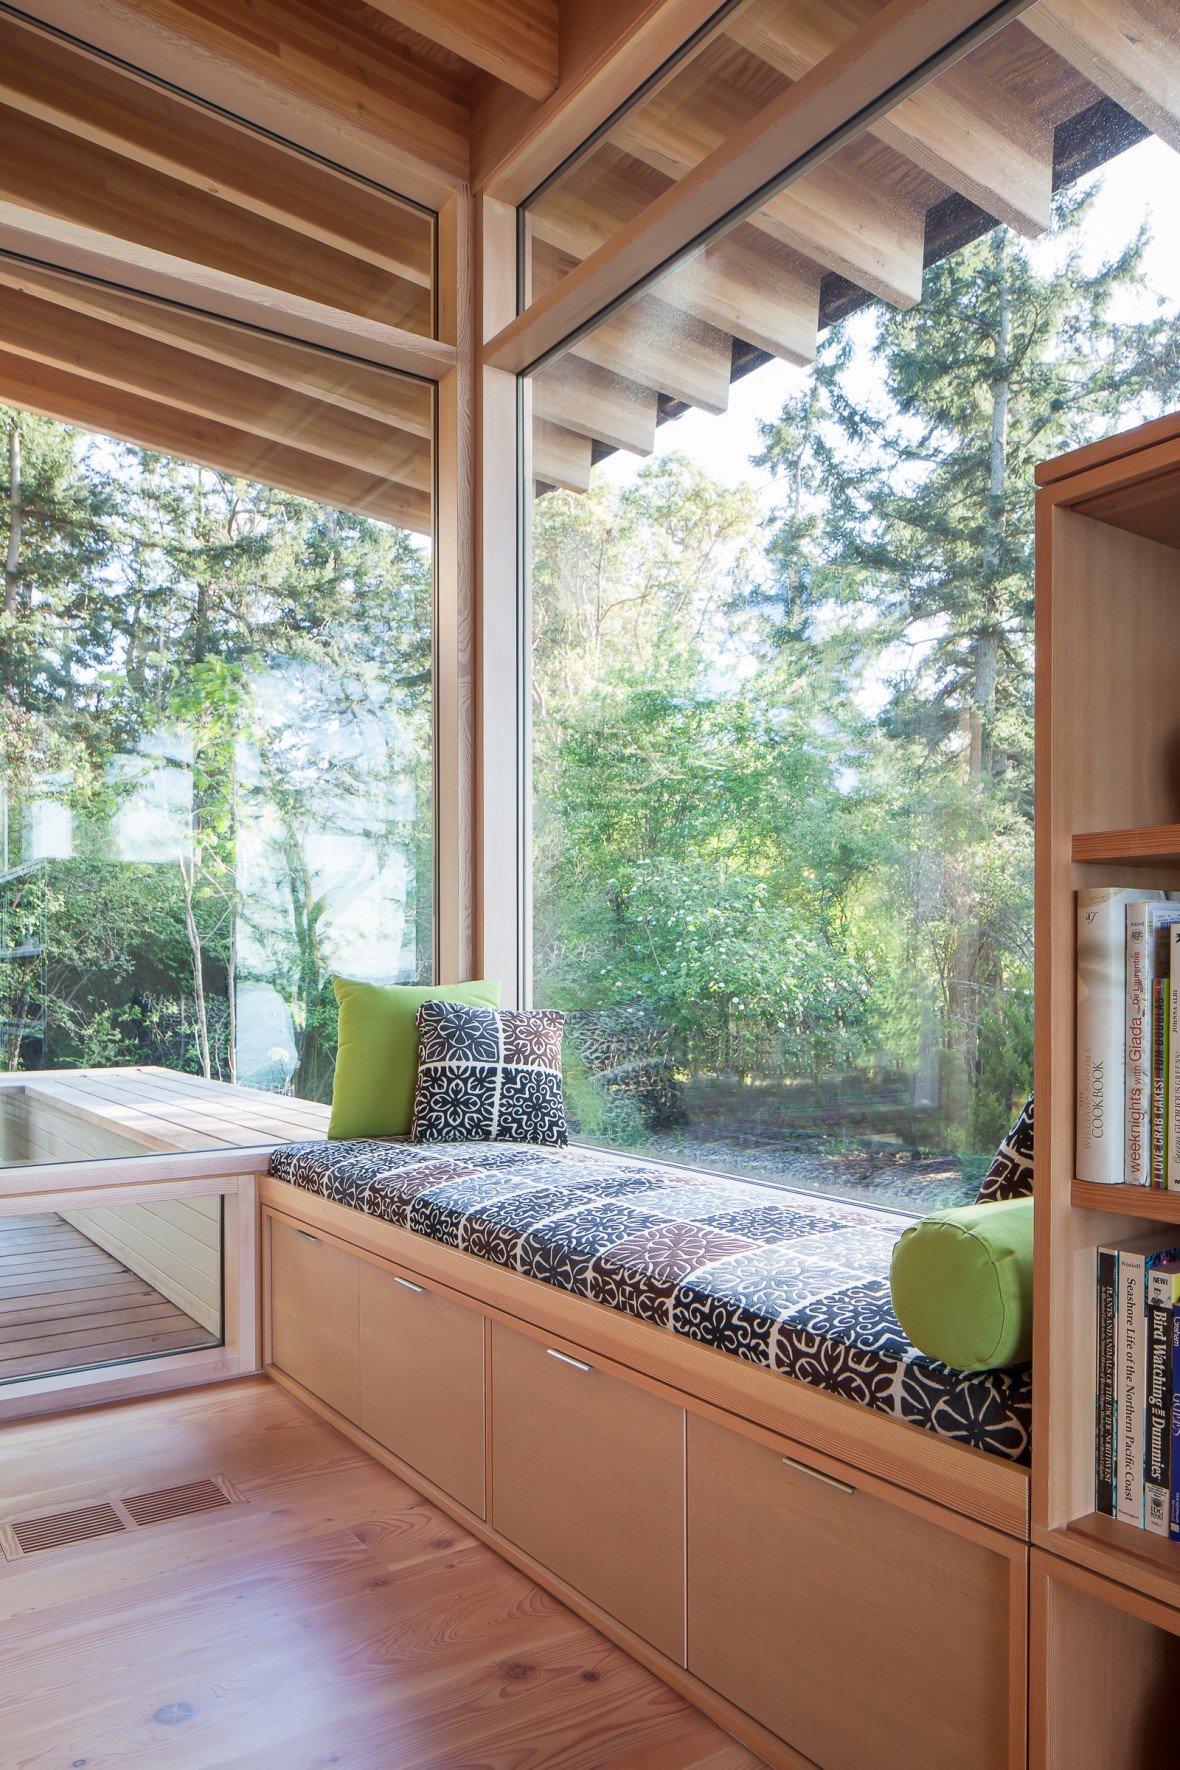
[268,1216,360,1423]
[490,1322,686,1663]
[688,1413,1018,1770]
[359,1260,486,1518]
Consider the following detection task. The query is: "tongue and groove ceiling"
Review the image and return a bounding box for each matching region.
[0,0,1172,520]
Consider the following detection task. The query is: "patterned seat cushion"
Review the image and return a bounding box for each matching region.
[269,1139,1031,1466]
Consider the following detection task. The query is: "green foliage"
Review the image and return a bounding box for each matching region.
[0,421,433,1092]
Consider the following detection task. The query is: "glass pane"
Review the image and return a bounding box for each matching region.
[0,363,433,1129]
[0,1200,222,1384]
[531,5,1180,1211]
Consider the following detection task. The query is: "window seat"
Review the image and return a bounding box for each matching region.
[269,1137,1031,1465]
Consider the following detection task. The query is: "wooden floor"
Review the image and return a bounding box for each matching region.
[0,1214,219,1384]
[0,1379,761,1769]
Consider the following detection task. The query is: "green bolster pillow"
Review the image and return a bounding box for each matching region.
[889,1196,1034,1371]
[329,976,502,1140]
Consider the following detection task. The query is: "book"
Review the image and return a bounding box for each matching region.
[1171,921,1180,1188]
[1145,1258,1180,1534]
[1153,977,1170,1188]
[1078,889,1164,1182]
[1108,1234,1180,1526]
[1126,903,1151,1183]
[1172,1306,1180,1542]
[1095,1245,1118,1514]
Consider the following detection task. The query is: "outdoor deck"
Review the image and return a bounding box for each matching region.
[0,1214,218,1384]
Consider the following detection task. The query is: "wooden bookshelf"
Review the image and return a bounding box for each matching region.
[1072,825,1180,864]
[1034,413,1180,1769]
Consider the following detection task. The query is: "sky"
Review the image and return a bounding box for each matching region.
[592,135,1180,505]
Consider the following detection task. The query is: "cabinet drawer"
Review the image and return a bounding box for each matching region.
[490,1322,685,1662]
[359,1260,486,1517]
[688,1414,1017,1770]
[269,1216,360,1421]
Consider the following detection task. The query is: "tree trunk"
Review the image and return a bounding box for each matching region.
[946,229,1013,1134]
[5,422,21,617]
[179,853,212,1079]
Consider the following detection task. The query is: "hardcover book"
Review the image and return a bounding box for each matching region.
[1078,889,1164,1183]
[1103,1234,1180,1527]
[1146,1258,1180,1535]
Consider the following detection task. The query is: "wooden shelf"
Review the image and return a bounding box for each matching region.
[1072,825,1180,864]
[1039,1513,1180,1616]
[1071,1180,1180,1219]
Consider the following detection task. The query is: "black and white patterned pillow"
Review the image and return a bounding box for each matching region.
[410,1001,568,1147]
[974,1093,1034,1204]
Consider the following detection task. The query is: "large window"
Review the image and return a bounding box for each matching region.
[0,407,433,1102]
[529,0,1180,1211]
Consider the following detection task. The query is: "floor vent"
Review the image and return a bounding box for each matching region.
[0,1475,246,1560]
[123,1477,236,1527]
[3,1502,126,1558]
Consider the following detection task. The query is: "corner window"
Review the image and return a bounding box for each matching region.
[529,2,1180,1210]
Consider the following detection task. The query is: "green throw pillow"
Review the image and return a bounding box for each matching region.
[889,1196,1034,1372]
[328,977,501,1140]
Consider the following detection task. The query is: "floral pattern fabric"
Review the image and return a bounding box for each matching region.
[974,1093,1034,1204]
[410,1002,568,1146]
[269,1138,1031,1465]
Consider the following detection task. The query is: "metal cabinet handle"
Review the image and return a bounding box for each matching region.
[546,1348,592,1372]
[393,1275,424,1293]
[782,1454,854,1495]
[295,1229,318,1243]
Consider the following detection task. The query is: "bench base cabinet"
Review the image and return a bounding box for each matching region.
[264,1205,1027,1768]
[688,1413,1019,1770]
[269,1217,360,1422]
[490,1321,686,1664]
[359,1259,486,1518]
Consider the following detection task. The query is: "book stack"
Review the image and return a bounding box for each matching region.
[1096,1236,1180,1533]
[1076,888,1180,1185]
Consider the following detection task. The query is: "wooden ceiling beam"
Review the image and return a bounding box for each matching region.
[572,295,734,414]
[532,359,657,455]
[0,107,430,335]
[0,14,433,290]
[472,0,731,199]
[528,156,820,363]
[22,0,469,205]
[485,0,1029,375]
[660,228,820,367]
[0,218,452,383]
[0,259,434,438]
[727,0,1053,235]
[615,97,926,309]
[363,0,558,100]
[1025,0,1180,154]
[533,421,593,492]
[0,286,432,493]
[0,350,431,534]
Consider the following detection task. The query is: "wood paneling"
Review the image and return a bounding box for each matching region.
[268,1217,360,1423]
[0,1379,761,1769]
[490,1320,687,1664]
[687,1412,1022,1770]
[62,1198,221,1335]
[365,0,559,100]
[0,13,434,286]
[1031,1551,1180,1770]
[23,0,471,203]
[359,1260,486,1517]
